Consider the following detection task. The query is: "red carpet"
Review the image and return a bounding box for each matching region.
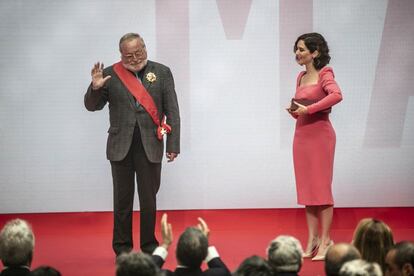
[0,208,413,276]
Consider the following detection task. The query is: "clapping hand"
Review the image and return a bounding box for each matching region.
[91,62,111,90]
[197,217,210,239]
[161,213,173,249]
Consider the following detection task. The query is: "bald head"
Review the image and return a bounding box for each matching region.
[325,243,361,276]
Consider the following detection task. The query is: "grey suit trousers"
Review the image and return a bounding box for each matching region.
[110,124,161,255]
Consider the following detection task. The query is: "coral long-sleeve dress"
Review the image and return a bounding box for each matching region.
[293,66,342,206]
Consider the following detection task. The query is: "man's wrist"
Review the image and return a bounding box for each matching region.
[161,243,171,250]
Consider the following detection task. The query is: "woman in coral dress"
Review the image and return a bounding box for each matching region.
[287,33,342,261]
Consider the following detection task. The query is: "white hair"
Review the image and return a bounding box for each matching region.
[267,235,303,272]
[0,219,35,267]
[339,259,383,276]
[119,33,146,52]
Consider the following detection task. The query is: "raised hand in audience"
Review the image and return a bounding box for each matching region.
[197,217,210,239]
[160,213,173,250]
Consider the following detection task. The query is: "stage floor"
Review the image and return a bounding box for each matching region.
[1,207,413,276]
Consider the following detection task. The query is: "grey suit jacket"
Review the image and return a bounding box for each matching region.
[84,60,180,163]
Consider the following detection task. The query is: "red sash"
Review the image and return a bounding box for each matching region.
[113,62,171,140]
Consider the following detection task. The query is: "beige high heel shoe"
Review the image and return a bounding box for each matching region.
[312,240,334,261]
[303,238,320,258]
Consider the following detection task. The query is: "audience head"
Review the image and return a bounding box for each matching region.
[385,241,414,276]
[115,251,161,276]
[325,243,362,276]
[267,235,303,273]
[31,266,61,276]
[353,218,394,271]
[234,255,273,276]
[339,259,383,276]
[0,218,35,267]
[176,227,208,269]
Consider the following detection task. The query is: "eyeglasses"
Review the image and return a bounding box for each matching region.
[122,48,146,61]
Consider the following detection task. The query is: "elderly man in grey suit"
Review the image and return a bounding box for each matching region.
[84,33,180,256]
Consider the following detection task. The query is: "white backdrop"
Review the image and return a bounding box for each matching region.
[1,0,413,213]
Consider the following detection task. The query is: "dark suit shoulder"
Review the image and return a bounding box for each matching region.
[102,65,115,75]
[0,267,32,276]
[147,60,171,73]
[172,267,202,276]
[205,257,231,276]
